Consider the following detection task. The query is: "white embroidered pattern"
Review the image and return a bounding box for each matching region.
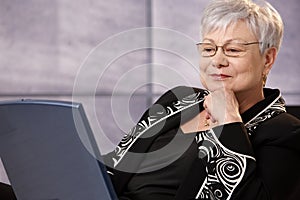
[195,130,250,200]
[245,96,285,135]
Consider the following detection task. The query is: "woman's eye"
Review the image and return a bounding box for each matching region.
[204,48,215,52]
[227,48,242,52]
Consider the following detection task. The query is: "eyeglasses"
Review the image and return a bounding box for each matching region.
[196,41,262,57]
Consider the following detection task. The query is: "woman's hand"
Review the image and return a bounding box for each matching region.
[203,89,242,127]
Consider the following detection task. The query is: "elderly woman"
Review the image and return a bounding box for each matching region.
[105,0,300,199]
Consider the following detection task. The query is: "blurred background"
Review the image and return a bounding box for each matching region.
[0,0,299,184]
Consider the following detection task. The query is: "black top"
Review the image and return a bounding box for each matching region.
[119,128,198,200]
[0,182,17,200]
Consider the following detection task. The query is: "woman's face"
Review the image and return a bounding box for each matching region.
[199,21,271,95]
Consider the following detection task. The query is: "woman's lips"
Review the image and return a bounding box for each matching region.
[209,74,232,80]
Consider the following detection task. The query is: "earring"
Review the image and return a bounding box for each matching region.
[262,74,267,87]
[204,119,210,127]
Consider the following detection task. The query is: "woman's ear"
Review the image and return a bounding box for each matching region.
[263,47,277,75]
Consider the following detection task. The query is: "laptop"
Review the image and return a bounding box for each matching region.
[0,99,117,200]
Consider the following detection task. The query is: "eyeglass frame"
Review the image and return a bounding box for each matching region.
[196,41,262,57]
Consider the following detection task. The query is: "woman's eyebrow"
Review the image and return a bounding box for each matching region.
[202,38,247,43]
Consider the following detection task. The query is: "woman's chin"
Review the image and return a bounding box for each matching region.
[206,82,232,91]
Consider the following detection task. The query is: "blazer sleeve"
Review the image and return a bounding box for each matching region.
[230,114,300,200]
[177,114,300,200]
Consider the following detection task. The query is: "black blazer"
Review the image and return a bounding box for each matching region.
[105,86,300,200]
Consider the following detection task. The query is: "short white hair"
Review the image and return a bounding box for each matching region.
[200,0,284,54]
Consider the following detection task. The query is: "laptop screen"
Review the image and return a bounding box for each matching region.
[0,99,117,200]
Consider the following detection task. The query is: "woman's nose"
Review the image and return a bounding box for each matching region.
[211,49,229,68]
